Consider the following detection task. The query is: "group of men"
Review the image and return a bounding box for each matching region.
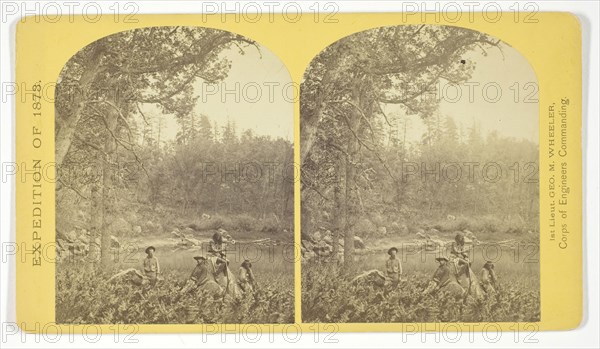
[142,230,256,293]
[385,232,498,294]
[142,230,499,296]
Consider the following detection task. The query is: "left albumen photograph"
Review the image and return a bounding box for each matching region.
[55,26,295,324]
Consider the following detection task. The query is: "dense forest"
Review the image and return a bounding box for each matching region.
[300,24,540,324]
[300,25,539,266]
[57,113,294,229]
[55,27,293,267]
[302,111,539,239]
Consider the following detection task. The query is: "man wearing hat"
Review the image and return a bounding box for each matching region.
[432,257,451,287]
[385,247,403,287]
[237,259,256,292]
[179,255,223,296]
[423,256,452,295]
[190,255,209,286]
[480,261,497,293]
[143,246,160,286]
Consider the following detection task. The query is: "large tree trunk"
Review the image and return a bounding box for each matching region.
[300,111,320,166]
[55,43,106,166]
[332,158,344,259]
[100,153,113,267]
[395,179,405,211]
[300,202,311,241]
[89,182,102,270]
[99,101,119,267]
[342,86,368,270]
[343,139,357,269]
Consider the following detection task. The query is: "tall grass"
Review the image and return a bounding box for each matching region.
[56,243,294,324]
[302,245,540,323]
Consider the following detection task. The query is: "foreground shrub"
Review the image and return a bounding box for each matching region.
[301,262,540,323]
[56,265,294,324]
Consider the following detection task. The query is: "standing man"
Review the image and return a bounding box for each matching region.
[143,246,160,286]
[386,247,402,287]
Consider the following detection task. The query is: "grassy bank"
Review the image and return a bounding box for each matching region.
[302,245,540,323]
[56,243,295,324]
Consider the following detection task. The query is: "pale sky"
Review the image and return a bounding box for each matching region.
[382,43,539,145]
[141,42,294,143]
[140,40,538,146]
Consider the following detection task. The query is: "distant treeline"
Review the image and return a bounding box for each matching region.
[58,113,294,234]
[302,113,539,236]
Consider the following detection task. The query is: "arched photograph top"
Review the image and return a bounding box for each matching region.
[54,26,295,325]
[300,25,539,324]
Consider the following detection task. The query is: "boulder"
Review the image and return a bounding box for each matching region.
[316,244,333,257]
[111,217,131,235]
[377,226,387,235]
[187,237,202,246]
[301,240,314,252]
[62,230,78,243]
[177,238,198,247]
[351,269,387,287]
[311,231,322,241]
[399,223,409,235]
[302,251,316,262]
[77,210,87,220]
[78,230,91,244]
[354,236,365,249]
[133,225,142,235]
[108,268,146,286]
[392,222,409,235]
[188,223,201,231]
[171,230,185,239]
[145,221,162,233]
[110,235,120,248]
[312,241,330,254]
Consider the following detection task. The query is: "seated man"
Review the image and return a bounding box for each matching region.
[480,261,497,293]
[189,256,210,287]
[209,231,225,256]
[181,255,224,296]
[450,233,471,284]
[208,229,235,257]
[423,257,452,295]
[237,259,256,292]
